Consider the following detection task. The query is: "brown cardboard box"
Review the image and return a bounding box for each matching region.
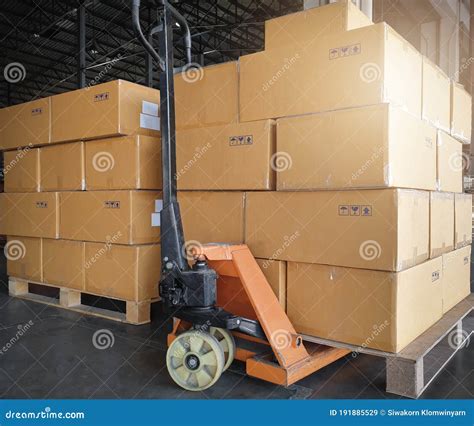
[422,58,451,132]
[276,104,436,191]
[175,62,239,130]
[59,190,160,244]
[245,189,429,272]
[177,120,275,190]
[442,245,471,314]
[429,192,454,258]
[4,148,40,192]
[454,193,473,248]
[179,191,245,244]
[40,142,85,191]
[0,97,51,150]
[84,242,160,301]
[51,80,160,143]
[85,135,161,190]
[239,23,422,122]
[42,239,85,290]
[437,131,463,193]
[450,82,472,144]
[265,0,372,50]
[6,236,42,282]
[256,259,286,310]
[287,257,443,353]
[0,192,59,238]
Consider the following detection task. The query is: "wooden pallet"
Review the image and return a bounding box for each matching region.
[301,294,473,398]
[8,277,154,325]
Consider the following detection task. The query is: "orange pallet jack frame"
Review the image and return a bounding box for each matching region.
[168,244,349,386]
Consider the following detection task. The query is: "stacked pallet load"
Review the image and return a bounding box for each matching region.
[0,80,162,324]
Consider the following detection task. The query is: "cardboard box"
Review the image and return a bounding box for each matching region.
[454,193,473,248]
[84,242,160,301]
[442,245,471,314]
[40,142,85,191]
[175,62,239,130]
[256,259,286,310]
[276,104,436,191]
[59,190,160,244]
[0,97,51,150]
[179,191,245,244]
[245,189,429,272]
[3,148,40,192]
[265,0,372,50]
[429,192,454,258]
[51,80,160,143]
[239,23,422,122]
[422,58,450,132]
[6,236,42,282]
[42,239,85,290]
[85,135,161,190]
[287,257,443,353]
[450,82,472,144]
[0,192,59,238]
[177,120,275,190]
[437,131,463,193]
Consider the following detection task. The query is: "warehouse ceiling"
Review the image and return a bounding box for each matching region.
[0,0,303,108]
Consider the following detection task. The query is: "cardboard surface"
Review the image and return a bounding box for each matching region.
[429,192,454,258]
[454,193,473,249]
[276,104,436,191]
[177,120,275,190]
[437,131,463,193]
[441,245,471,314]
[3,148,40,192]
[85,135,161,190]
[84,242,160,301]
[256,258,286,310]
[59,190,161,244]
[6,236,42,282]
[245,189,429,271]
[450,82,472,144]
[287,257,443,353]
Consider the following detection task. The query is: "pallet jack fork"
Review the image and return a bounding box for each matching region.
[132,0,349,391]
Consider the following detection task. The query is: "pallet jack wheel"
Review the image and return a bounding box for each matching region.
[166,330,225,391]
[209,327,236,371]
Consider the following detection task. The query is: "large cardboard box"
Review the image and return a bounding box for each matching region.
[85,135,161,190]
[287,257,443,353]
[42,239,85,290]
[442,245,471,314]
[422,58,450,132]
[0,98,51,150]
[84,242,160,301]
[245,189,429,272]
[256,259,286,310]
[429,192,454,258]
[51,80,160,143]
[175,62,239,130]
[177,120,275,190]
[437,131,463,193]
[6,236,42,282]
[179,191,245,244]
[0,192,59,238]
[40,142,85,191]
[276,104,436,191]
[454,193,473,249]
[240,23,422,122]
[59,190,160,244]
[264,0,372,50]
[450,82,471,144]
[3,148,40,192]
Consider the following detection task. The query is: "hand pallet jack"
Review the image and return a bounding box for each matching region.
[132,0,349,391]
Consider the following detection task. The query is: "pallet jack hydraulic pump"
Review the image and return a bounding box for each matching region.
[132,0,349,391]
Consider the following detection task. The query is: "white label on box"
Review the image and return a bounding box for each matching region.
[140,113,160,131]
[155,199,163,213]
[142,100,159,117]
[151,212,161,227]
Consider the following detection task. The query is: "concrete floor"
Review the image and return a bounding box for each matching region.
[0,255,472,400]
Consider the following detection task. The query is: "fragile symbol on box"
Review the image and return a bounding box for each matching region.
[329,43,361,60]
[104,201,120,209]
[431,271,440,282]
[338,205,349,216]
[36,201,48,208]
[31,107,42,116]
[229,135,253,146]
[94,92,110,102]
[350,205,360,216]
